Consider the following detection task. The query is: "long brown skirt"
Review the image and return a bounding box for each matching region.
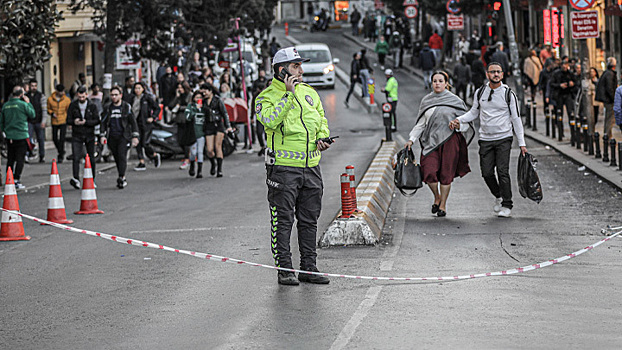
[420,132,470,185]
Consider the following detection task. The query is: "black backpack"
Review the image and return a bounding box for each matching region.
[475,84,519,117]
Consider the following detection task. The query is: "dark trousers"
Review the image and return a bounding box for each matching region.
[555,94,575,125]
[345,79,358,103]
[71,134,96,180]
[6,139,28,180]
[267,165,323,269]
[390,100,398,128]
[478,137,513,209]
[137,124,155,161]
[28,122,45,158]
[108,135,129,178]
[378,53,386,66]
[52,124,67,158]
[455,83,467,102]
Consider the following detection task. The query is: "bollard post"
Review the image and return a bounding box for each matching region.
[545,109,551,137]
[339,173,354,218]
[381,103,393,142]
[558,114,564,140]
[532,101,538,131]
[583,124,589,152]
[618,142,622,171]
[285,22,289,36]
[551,109,556,139]
[569,120,576,147]
[368,78,375,105]
[345,165,360,213]
[525,99,532,128]
[594,132,601,158]
[609,139,617,167]
[602,133,609,162]
[575,120,582,149]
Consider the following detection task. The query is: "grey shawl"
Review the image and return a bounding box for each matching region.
[416,90,474,156]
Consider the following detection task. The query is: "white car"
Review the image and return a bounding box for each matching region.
[213,41,260,82]
[295,43,339,89]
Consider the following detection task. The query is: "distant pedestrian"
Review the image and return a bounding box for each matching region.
[122,76,135,104]
[169,82,193,170]
[350,6,361,36]
[66,86,100,189]
[587,67,601,134]
[523,50,542,101]
[453,57,471,102]
[381,68,399,131]
[450,62,527,218]
[389,31,403,69]
[185,90,205,178]
[428,30,443,66]
[89,83,104,116]
[374,35,390,70]
[491,42,510,79]
[470,57,486,92]
[595,57,618,136]
[614,79,622,131]
[0,86,36,189]
[550,59,578,132]
[201,84,232,178]
[359,49,373,98]
[539,44,553,65]
[70,73,87,100]
[419,43,436,90]
[344,52,361,108]
[25,79,45,163]
[47,84,71,163]
[100,86,139,189]
[131,82,162,171]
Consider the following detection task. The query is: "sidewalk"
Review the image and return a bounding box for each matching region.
[341,30,622,191]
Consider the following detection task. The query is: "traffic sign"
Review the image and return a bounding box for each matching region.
[404,6,418,19]
[403,0,418,5]
[571,10,599,39]
[569,0,596,11]
[382,103,392,113]
[446,0,460,15]
[447,14,464,31]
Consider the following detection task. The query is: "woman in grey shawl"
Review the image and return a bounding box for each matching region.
[405,71,474,217]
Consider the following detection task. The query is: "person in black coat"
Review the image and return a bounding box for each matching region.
[595,57,618,136]
[66,86,101,188]
[26,79,45,162]
[345,52,361,107]
[131,82,161,171]
[550,59,579,131]
[470,57,486,94]
[419,43,436,90]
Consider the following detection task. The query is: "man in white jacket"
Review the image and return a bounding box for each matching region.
[450,62,527,217]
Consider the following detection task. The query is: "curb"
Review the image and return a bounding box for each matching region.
[319,140,398,247]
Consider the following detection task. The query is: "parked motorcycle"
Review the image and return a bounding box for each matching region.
[310,13,330,32]
[151,124,239,159]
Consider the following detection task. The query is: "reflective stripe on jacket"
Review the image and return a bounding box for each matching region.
[255,78,329,167]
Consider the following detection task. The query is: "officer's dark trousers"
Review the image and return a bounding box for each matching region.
[267,165,323,269]
[479,137,513,209]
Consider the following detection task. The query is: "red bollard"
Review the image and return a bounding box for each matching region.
[285,22,289,36]
[339,173,355,218]
[345,165,360,213]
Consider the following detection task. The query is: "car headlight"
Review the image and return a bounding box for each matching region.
[323,64,334,74]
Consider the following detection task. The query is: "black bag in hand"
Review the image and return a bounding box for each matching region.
[394,148,423,196]
[517,152,543,203]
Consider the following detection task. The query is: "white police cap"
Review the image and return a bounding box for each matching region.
[272,47,310,65]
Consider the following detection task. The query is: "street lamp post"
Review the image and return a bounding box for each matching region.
[231,17,252,147]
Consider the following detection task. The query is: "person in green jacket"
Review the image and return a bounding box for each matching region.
[381,68,399,131]
[374,35,390,70]
[255,47,332,286]
[0,86,36,189]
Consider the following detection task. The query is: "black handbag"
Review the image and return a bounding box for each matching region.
[394,148,423,196]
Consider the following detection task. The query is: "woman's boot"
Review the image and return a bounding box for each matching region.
[216,157,223,177]
[196,162,203,178]
[189,161,195,177]
[209,157,216,176]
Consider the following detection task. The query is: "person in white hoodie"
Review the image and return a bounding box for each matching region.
[449,62,527,218]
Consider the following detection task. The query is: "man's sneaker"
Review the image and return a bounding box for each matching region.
[134,163,146,171]
[14,180,25,190]
[69,178,81,190]
[153,153,161,168]
[278,271,300,285]
[498,207,512,218]
[298,267,330,284]
[493,197,503,212]
[117,177,128,189]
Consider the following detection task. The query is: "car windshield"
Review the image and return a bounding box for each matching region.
[297,50,331,63]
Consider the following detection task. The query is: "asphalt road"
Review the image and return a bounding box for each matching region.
[1,27,622,349]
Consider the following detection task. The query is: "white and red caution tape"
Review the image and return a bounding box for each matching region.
[4,208,621,282]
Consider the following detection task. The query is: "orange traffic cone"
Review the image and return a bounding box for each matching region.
[0,167,30,241]
[42,160,73,225]
[75,154,104,215]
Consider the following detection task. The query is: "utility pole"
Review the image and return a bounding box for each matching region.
[230,17,252,147]
[501,0,525,115]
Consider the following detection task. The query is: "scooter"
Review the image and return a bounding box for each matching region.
[310,13,330,32]
[150,124,239,159]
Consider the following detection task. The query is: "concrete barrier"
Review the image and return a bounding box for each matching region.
[318,140,398,247]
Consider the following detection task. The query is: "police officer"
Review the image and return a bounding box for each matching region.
[381,69,399,131]
[255,47,332,285]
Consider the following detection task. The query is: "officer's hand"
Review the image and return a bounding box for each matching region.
[317,140,331,151]
[284,75,298,93]
[131,137,139,147]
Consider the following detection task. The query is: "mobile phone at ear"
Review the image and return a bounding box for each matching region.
[279,68,298,83]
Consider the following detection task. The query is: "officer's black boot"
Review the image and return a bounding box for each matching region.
[209,157,216,176]
[189,161,195,177]
[216,157,223,177]
[278,271,300,285]
[298,266,330,284]
[196,162,203,178]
